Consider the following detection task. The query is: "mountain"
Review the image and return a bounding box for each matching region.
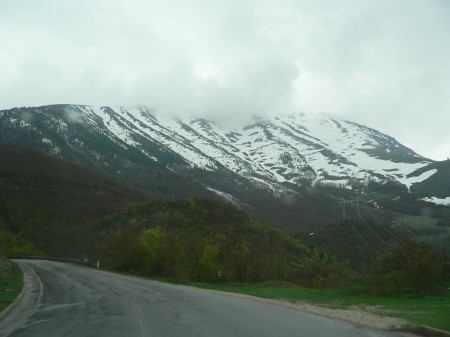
[0,144,150,256]
[1,104,449,235]
[0,145,309,281]
[2,146,447,293]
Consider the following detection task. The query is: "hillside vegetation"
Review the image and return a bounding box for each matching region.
[409,160,450,199]
[3,105,449,237]
[0,145,149,257]
[98,198,355,286]
[0,145,448,294]
[0,257,23,313]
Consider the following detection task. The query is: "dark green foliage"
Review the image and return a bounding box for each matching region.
[289,248,355,288]
[99,227,142,272]
[0,229,42,256]
[409,160,450,199]
[1,144,447,292]
[305,219,395,273]
[0,145,355,286]
[301,216,450,292]
[100,199,297,282]
[367,180,409,195]
[373,238,446,294]
[0,258,23,312]
[0,145,149,257]
[2,105,449,244]
[99,199,356,285]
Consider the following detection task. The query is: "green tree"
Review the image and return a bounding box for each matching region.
[102,228,141,272]
[233,242,251,282]
[138,227,164,275]
[0,230,41,256]
[289,248,352,288]
[374,238,444,294]
[198,243,221,282]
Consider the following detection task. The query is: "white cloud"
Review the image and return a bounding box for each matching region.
[0,0,449,160]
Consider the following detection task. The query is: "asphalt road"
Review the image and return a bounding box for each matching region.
[1,260,399,337]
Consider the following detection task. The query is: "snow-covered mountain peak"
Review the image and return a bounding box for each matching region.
[1,104,436,193]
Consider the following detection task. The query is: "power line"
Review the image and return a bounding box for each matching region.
[349,202,390,247]
[365,206,404,242]
[339,197,386,256]
[349,219,380,258]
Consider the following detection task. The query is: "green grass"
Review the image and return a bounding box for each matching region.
[0,261,24,313]
[363,192,397,202]
[394,214,450,255]
[396,214,440,229]
[193,282,450,332]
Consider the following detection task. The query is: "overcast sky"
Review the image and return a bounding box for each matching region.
[0,0,449,160]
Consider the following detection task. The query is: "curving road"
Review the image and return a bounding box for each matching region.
[1,260,399,337]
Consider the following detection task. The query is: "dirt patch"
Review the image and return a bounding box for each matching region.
[218,291,409,331]
[262,298,407,330]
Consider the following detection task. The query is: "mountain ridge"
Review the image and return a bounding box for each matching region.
[1,104,433,182]
[1,104,448,234]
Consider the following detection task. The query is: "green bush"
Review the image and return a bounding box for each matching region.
[374,238,445,294]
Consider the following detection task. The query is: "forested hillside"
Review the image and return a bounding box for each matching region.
[2,105,449,237]
[0,145,448,293]
[0,145,150,256]
[99,198,358,286]
[0,145,350,286]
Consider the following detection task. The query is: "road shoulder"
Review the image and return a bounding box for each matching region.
[0,262,41,337]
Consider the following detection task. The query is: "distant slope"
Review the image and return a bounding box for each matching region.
[408,160,450,199]
[0,104,434,188]
[0,144,297,259]
[0,105,448,235]
[0,144,150,256]
[0,105,214,199]
[0,144,447,285]
[0,145,325,285]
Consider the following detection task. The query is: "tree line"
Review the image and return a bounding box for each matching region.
[97,198,449,294]
[98,198,355,287]
[1,145,448,294]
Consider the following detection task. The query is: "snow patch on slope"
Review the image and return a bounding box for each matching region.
[206,187,242,207]
[88,106,139,146]
[421,196,450,206]
[70,105,433,192]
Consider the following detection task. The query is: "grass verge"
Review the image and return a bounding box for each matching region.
[0,259,24,313]
[192,281,450,332]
